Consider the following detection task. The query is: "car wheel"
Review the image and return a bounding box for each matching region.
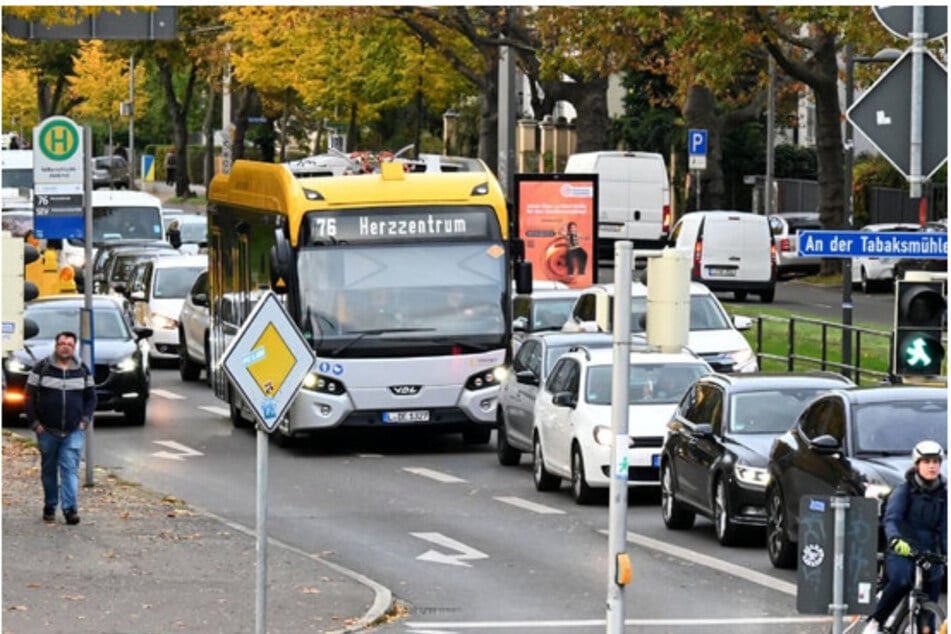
[860,268,872,294]
[759,286,775,303]
[463,426,491,445]
[496,414,521,466]
[125,400,147,426]
[734,290,748,301]
[532,434,560,492]
[714,477,741,546]
[179,330,201,382]
[571,445,600,505]
[204,336,212,387]
[660,462,695,529]
[766,485,796,569]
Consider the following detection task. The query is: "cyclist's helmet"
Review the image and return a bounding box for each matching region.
[912,440,944,463]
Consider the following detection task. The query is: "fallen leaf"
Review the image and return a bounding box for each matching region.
[62,594,85,601]
[26,583,41,589]
[300,587,321,594]
[8,605,29,611]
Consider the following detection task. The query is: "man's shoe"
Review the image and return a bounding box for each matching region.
[862,619,882,634]
[64,510,80,525]
[43,506,55,523]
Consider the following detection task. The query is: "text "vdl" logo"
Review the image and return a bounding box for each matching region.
[390,385,422,396]
[37,119,80,162]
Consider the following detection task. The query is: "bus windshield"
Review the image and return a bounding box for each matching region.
[297,242,507,353]
[68,206,163,246]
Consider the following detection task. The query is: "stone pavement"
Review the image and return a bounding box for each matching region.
[1,432,395,633]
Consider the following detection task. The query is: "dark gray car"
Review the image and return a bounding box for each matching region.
[92,156,130,189]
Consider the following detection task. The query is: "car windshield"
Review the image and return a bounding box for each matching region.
[178,218,207,243]
[624,294,732,333]
[532,298,577,331]
[1,168,32,189]
[852,398,948,455]
[586,363,710,405]
[84,206,163,243]
[544,341,611,376]
[153,266,204,299]
[729,387,837,434]
[25,305,130,340]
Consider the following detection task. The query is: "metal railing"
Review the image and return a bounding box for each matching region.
[752,314,893,385]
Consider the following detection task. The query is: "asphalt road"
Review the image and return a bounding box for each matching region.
[80,368,863,633]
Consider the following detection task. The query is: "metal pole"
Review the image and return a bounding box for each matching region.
[128,54,136,190]
[765,56,775,215]
[256,426,268,634]
[606,241,632,634]
[908,6,924,199]
[830,495,850,634]
[82,126,95,487]
[842,44,855,381]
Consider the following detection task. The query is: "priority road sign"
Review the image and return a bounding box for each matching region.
[797,230,948,258]
[688,129,707,170]
[220,292,316,433]
[873,6,947,41]
[846,49,948,180]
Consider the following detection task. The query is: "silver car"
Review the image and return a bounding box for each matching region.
[768,212,822,278]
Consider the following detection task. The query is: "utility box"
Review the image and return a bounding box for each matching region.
[646,248,690,352]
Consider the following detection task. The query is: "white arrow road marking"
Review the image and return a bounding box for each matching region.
[403,467,466,483]
[198,405,230,417]
[876,110,892,125]
[494,496,565,515]
[150,389,185,400]
[411,532,488,568]
[151,440,204,461]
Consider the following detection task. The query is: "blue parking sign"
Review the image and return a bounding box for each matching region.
[688,129,707,156]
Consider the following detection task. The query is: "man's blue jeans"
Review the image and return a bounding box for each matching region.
[37,429,85,511]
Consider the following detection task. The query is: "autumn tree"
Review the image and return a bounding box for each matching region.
[2,66,39,137]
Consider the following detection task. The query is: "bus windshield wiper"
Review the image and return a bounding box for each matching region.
[331,328,435,355]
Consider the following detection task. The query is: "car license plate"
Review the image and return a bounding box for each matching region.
[707,266,737,277]
[652,454,660,468]
[383,410,430,423]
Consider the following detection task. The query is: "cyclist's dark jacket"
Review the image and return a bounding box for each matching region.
[883,469,947,554]
[25,355,96,434]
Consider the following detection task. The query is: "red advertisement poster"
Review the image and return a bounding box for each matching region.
[514,174,598,289]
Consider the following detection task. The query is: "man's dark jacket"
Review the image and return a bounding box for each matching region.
[25,355,96,434]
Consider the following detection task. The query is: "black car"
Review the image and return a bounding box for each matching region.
[765,385,947,569]
[660,372,854,546]
[2,295,153,426]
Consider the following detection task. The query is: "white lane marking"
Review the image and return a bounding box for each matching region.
[150,388,186,400]
[403,467,466,483]
[406,616,835,630]
[356,453,384,458]
[601,529,796,596]
[151,440,204,461]
[494,496,565,515]
[411,532,489,568]
[198,405,230,417]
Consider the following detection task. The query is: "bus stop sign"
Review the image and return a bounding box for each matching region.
[220,292,315,433]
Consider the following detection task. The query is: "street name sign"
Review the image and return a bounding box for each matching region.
[220,292,316,433]
[846,49,948,180]
[797,230,948,259]
[32,116,85,240]
[873,6,947,41]
[688,129,707,170]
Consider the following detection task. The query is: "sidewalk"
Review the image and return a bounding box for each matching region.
[1,432,393,633]
[143,180,206,213]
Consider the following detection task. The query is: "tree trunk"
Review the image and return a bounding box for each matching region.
[683,85,724,211]
[480,57,499,173]
[202,84,216,188]
[158,59,197,198]
[564,77,609,153]
[811,42,846,275]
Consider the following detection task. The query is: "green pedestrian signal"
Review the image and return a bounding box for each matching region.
[893,280,946,376]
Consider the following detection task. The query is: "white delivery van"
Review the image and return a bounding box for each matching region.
[1,149,34,204]
[668,210,776,303]
[564,151,671,257]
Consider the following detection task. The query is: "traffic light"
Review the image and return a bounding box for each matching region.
[893,279,946,376]
[1,232,40,355]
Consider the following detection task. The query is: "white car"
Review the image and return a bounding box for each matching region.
[126,254,207,363]
[532,345,712,504]
[511,287,586,354]
[178,270,210,382]
[561,282,758,373]
[851,222,920,293]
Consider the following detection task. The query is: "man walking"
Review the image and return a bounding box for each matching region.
[25,331,96,525]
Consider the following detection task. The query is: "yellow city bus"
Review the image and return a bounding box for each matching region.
[207,158,531,446]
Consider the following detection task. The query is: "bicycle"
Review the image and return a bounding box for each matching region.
[880,549,947,634]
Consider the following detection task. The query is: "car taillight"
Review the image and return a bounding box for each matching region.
[770,243,778,279]
[693,239,702,278]
[780,238,791,252]
[662,204,672,235]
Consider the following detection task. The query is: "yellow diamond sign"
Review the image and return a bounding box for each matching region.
[247,324,296,396]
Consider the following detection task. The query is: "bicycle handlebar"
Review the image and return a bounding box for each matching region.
[908,548,946,568]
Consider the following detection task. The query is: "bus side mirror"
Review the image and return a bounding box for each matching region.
[269,228,292,295]
[514,261,532,295]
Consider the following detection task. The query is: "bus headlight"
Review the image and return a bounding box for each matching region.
[302,372,346,396]
[465,366,506,391]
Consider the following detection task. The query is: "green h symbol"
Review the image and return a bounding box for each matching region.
[50,127,70,154]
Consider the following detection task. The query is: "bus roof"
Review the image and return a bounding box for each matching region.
[209,159,509,246]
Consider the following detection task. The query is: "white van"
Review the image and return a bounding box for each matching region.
[1,149,34,204]
[564,151,671,256]
[668,210,777,303]
[61,189,165,270]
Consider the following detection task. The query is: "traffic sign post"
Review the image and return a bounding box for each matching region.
[797,230,948,259]
[687,129,707,209]
[220,291,315,634]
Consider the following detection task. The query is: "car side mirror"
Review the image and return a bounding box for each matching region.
[133,326,153,341]
[552,391,577,408]
[130,290,146,302]
[515,369,538,386]
[693,423,714,438]
[733,315,753,331]
[112,282,127,296]
[512,316,528,332]
[192,292,209,308]
[809,434,841,455]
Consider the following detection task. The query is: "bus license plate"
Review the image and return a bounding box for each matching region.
[383,410,430,423]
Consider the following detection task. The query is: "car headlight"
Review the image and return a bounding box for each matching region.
[150,313,178,330]
[4,358,31,374]
[734,464,771,488]
[65,252,85,268]
[864,482,892,500]
[728,347,758,372]
[112,356,138,373]
[593,425,634,447]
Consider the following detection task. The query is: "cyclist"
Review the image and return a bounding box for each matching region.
[862,440,947,634]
